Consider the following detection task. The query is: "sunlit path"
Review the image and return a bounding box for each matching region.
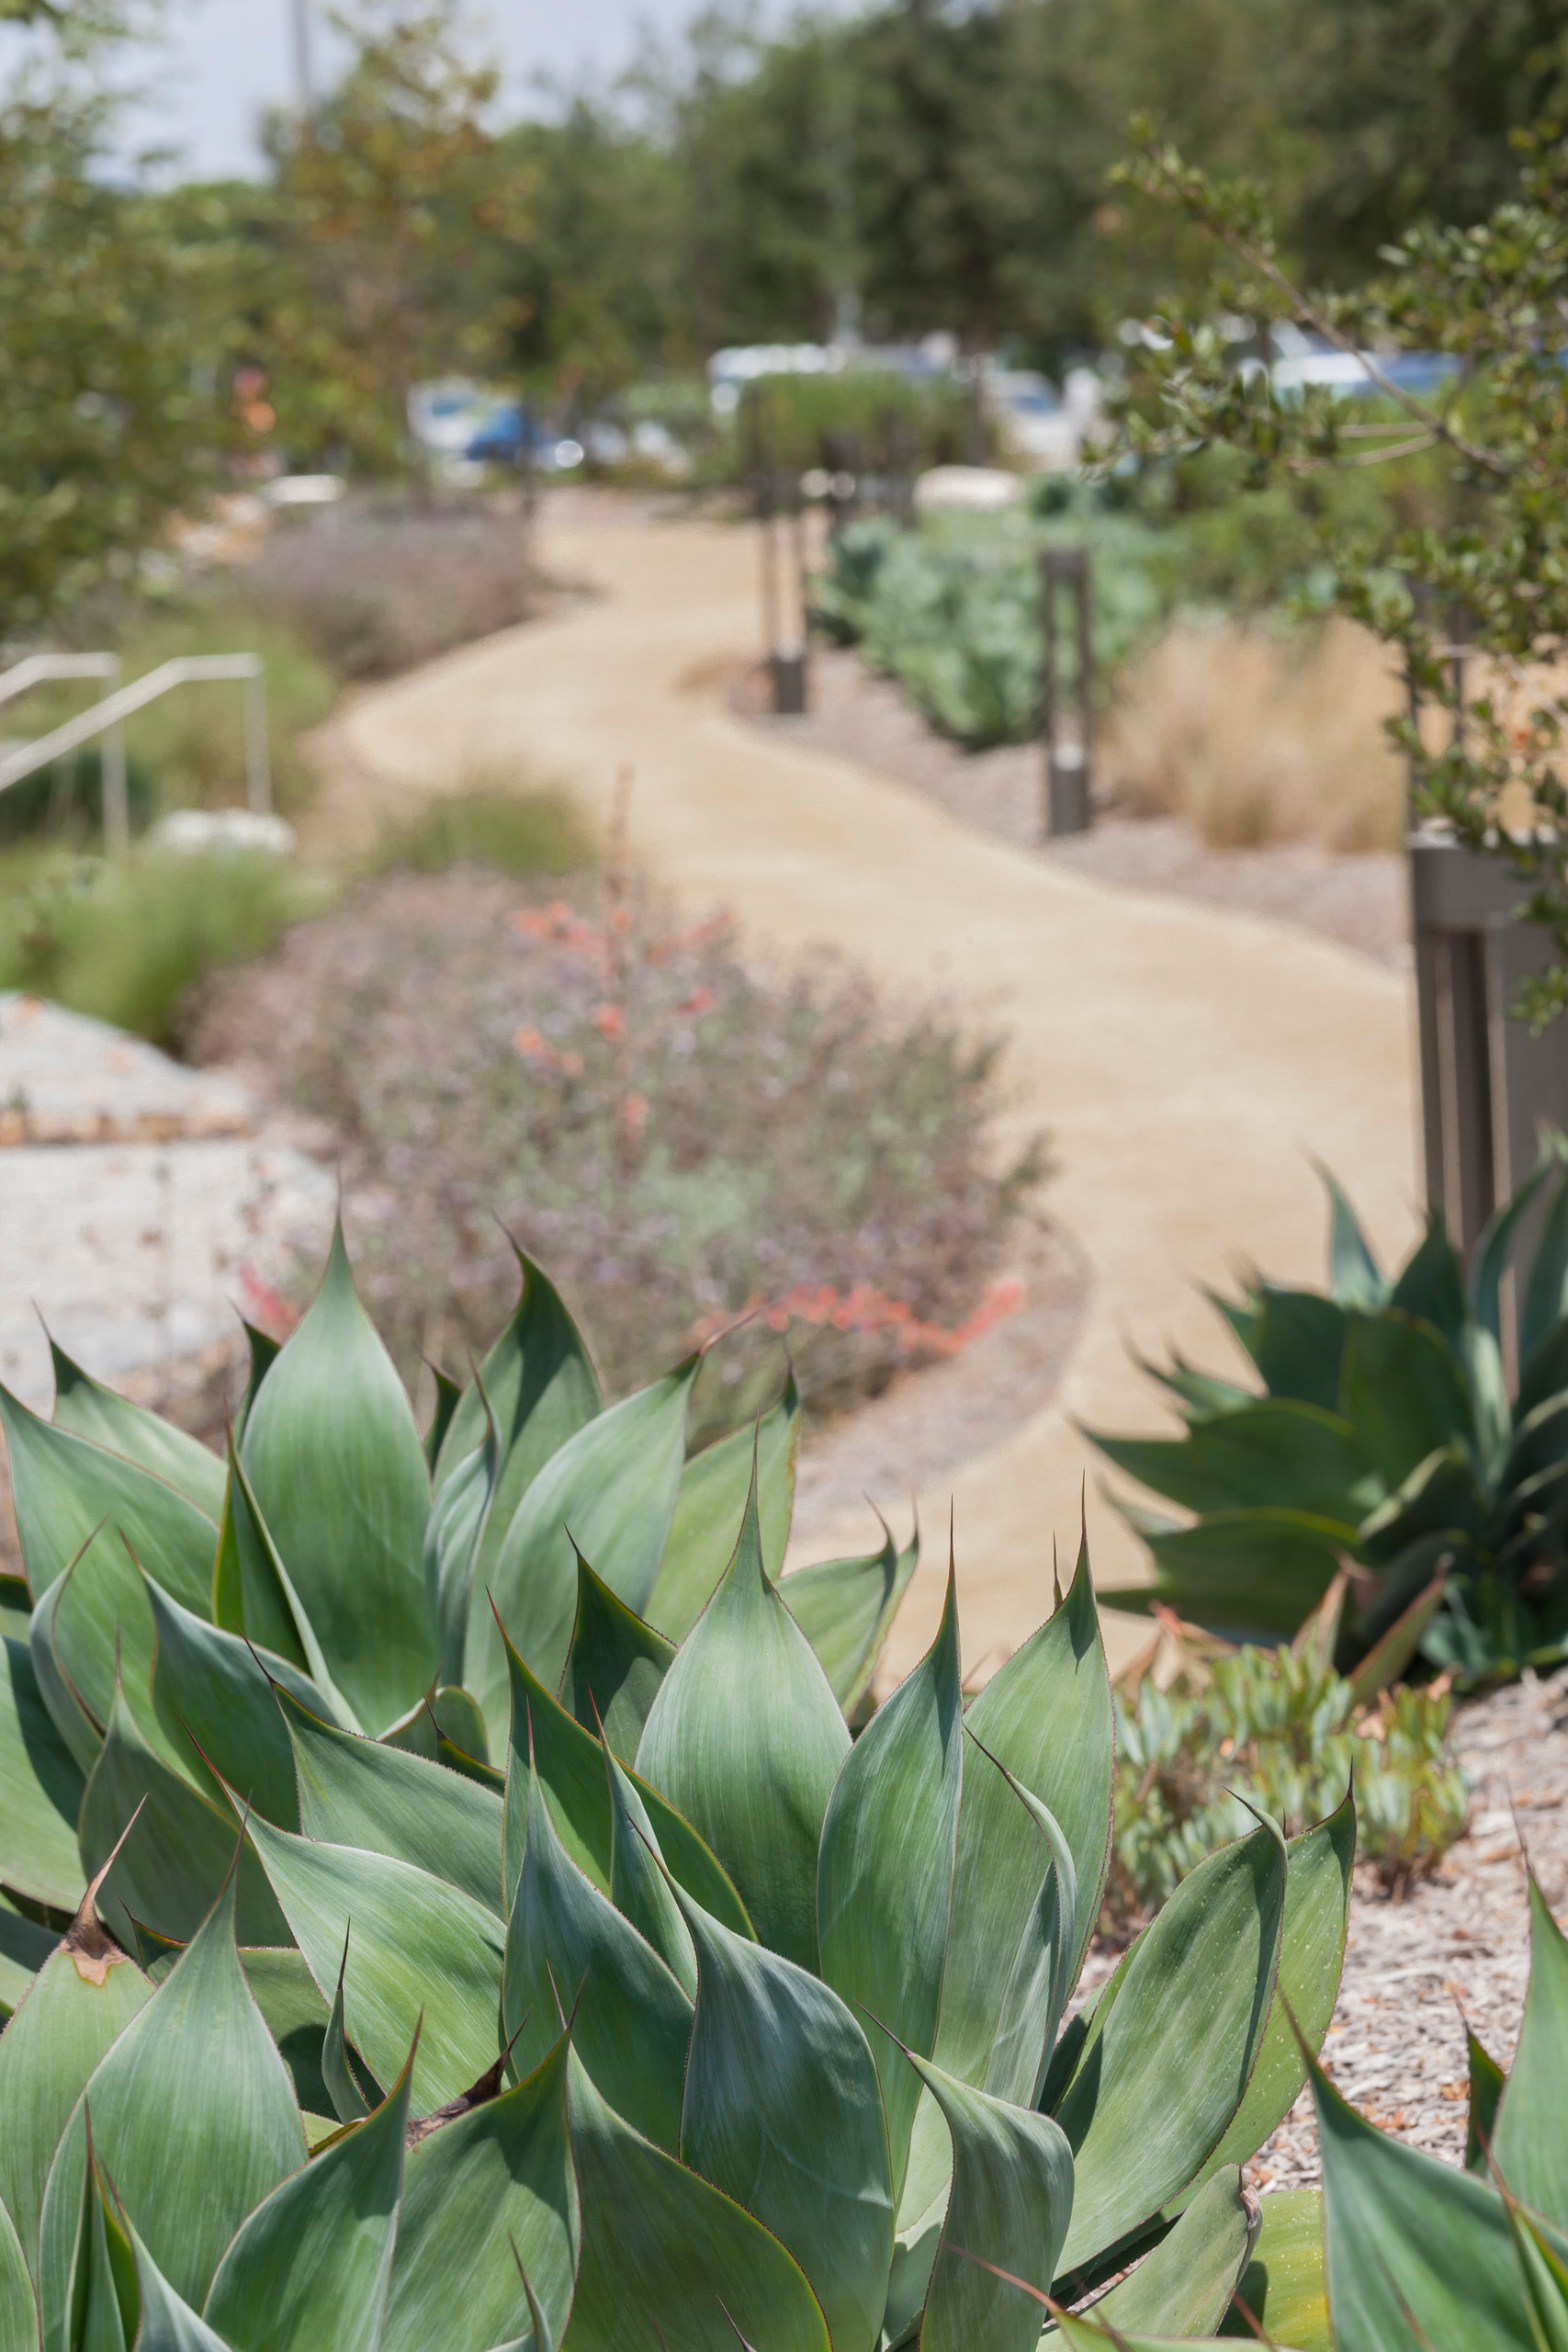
[331,494,1419,1679]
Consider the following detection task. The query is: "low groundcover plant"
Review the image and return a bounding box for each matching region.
[0,1227,1367,2348]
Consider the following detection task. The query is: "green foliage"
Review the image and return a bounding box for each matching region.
[0,846,319,1048]
[1109,1631,1468,1922]
[1118,119,1568,1025]
[1095,1146,1568,1685]
[0,1230,1355,2347]
[369,788,593,882]
[0,81,234,638]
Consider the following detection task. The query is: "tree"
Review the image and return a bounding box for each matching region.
[255,2,530,473]
[1115,122,1568,1023]
[0,62,234,639]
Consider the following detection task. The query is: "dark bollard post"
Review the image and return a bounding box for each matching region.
[1039,547,1093,838]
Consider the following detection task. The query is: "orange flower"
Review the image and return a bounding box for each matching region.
[513,1025,548,1060]
[591,1003,626,1044]
[677,985,716,1018]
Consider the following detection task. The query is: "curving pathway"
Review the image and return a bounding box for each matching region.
[331,497,1421,1679]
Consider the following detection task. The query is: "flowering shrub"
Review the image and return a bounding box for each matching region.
[190,864,1043,1418]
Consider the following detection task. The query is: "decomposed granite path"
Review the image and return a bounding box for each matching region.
[332,495,1422,1680]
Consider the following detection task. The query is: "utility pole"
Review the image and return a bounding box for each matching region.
[288,0,314,118]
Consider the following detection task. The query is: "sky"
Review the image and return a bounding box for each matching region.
[115,0,735,180]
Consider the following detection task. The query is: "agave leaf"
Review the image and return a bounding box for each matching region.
[1124,1509,1356,1639]
[1312,2045,1543,2349]
[322,1929,371,2127]
[1494,1876,1568,2227]
[1318,1167,1386,1310]
[1223,2188,1327,2351]
[237,1946,333,2120]
[1054,1818,1286,2275]
[1522,1164,1568,1371]
[636,1468,849,1968]
[979,1767,1078,2110]
[0,1871,152,2295]
[1340,1308,1475,1488]
[674,1876,894,2352]
[502,1739,692,2151]
[28,1572,101,1780]
[1387,1213,1470,1347]
[604,1743,695,1996]
[143,1577,320,1827]
[476,1359,697,1743]
[1472,1150,1558,1342]
[1087,2166,1252,2337]
[204,2039,412,2352]
[563,2052,832,2352]
[557,1552,675,1762]
[242,1812,505,2115]
[1506,2194,1568,2352]
[425,1397,499,1689]
[778,1521,919,1712]
[235,1321,281,1442]
[33,1529,164,1766]
[936,1538,1111,2090]
[1093,1402,1371,1524]
[0,1892,60,2014]
[1468,2030,1506,2178]
[63,2142,138,2352]
[209,1447,337,1709]
[240,1226,435,1737]
[644,1378,800,1643]
[431,1685,491,1766]
[500,1625,751,1935]
[817,1564,961,2202]
[434,1253,600,1529]
[423,1366,463,1476]
[1247,1286,1348,1412]
[127,2222,231,2352]
[381,2027,579,2352]
[0,1632,86,1910]
[46,1345,225,1522]
[908,2052,1074,2352]
[0,2199,36,2352]
[78,1679,288,1949]
[1181,1796,1354,2197]
[37,1876,305,2340]
[275,1684,503,1916]
[0,1388,217,1621]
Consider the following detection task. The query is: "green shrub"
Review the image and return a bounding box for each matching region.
[0,845,320,1048]
[1108,1616,1468,1926]
[188,872,1044,1419]
[1095,1148,1568,1687]
[369,786,595,880]
[0,1232,1356,2348]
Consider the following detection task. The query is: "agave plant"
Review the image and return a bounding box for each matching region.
[1054,1871,1568,2352]
[0,1232,1357,2348]
[1093,1144,1568,1683]
[0,1233,916,2000]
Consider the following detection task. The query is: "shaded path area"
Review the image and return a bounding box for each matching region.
[329,497,1421,1679]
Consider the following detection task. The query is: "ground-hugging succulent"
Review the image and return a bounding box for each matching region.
[0,1234,1359,2347]
[1093,1139,1568,1684]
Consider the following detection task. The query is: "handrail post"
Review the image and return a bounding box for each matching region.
[243,666,271,813]
[101,719,130,855]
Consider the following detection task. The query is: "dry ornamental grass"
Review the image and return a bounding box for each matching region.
[1101,616,1410,854]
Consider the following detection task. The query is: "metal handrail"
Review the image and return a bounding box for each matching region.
[0,655,270,855]
[0,652,119,707]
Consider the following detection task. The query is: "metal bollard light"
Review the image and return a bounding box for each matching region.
[1039,548,1093,839]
